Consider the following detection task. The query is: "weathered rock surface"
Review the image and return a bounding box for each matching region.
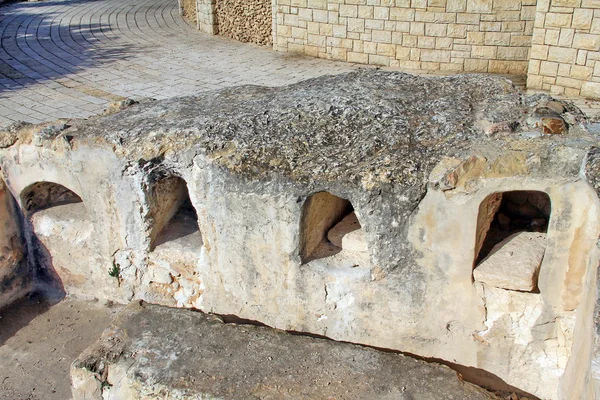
[474,232,546,292]
[1,70,599,399]
[71,301,495,400]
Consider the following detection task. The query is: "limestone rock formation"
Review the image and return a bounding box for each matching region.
[72,301,495,399]
[0,71,598,399]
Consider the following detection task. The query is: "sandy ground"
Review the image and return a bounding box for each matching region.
[0,294,123,400]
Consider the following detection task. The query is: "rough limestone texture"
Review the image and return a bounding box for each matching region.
[216,0,271,45]
[71,301,495,400]
[0,179,26,308]
[1,71,600,399]
[474,232,546,292]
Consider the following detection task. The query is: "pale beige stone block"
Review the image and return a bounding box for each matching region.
[582,0,600,7]
[464,58,489,71]
[447,0,467,11]
[307,33,326,46]
[314,9,328,22]
[426,23,448,36]
[372,29,392,42]
[480,21,502,31]
[377,42,396,56]
[502,21,525,31]
[571,65,593,79]
[552,0,581,6]
[474,232,546,292]
[456,13,481,24]
[556,75,584,88]
[308,0,327,8]
[488,60,511,73]
[447,24,467,37]
[540,60,559,76]
[530,44,550,60]
[440,62,463,71]
[348,18,366,32]
[577,49,588,64]
[358,5,374,18]
[472,45,497,58]
[418,35,436,48]
[573,33,600,50]
[347,51,370,63]
[572,8,593,29]
[466,31,485,44]
[429,0,447,7]
[511,35,532,46]
[366,19,385,29]
[397,60,422,69]
[390,7,416,21]
[374,6,390,19]
[485,32,511,45]
[493,0,521,11]
[415,10,435,22]
[403,34,418,46]
[497,46,529,59]
[339,4,358,17]
[532,28,546,45]
[411,0,428,8]
[558,28,574,46]
[467,0,492,12]
[527,73,544,88]
[581,81,600,98]
[509,61,529,74]
[364,41,378,53]
[436,37,454,48]
[528,58,541,74]
[396,46,411,59]
[410,21,425,35]
[544,29,560,45]
[410,47,422,60]
[392,31,404,43]
[547,46,577,63]
[369,54,391,65]
[521,5,537,20]
[544,12,572,28]
[333,24,347,38]
[557,62,571,76]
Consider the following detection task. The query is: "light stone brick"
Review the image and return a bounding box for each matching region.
[480,21,502,31]
[548,46,577,62]
[488,60,511,72]
[558,28,574,46]
[377,42,396,56]
[374,7,390,19]
[410,21,426,34]
[582,82,600,99]
[348,18,366,32]
[573,33,600,50]
[347,51,370,63]
[527,74,544,88]
[572,8,593,28]
[420,49,451,61]
[436,37,454,48]
[577,49,588,64]
[410,47,422,59]
[364,41,378,53]
[403,34,418,46]
[571,64,593,79]
[396,46,412,59]
[521,5,537,20]
[540,60,559,75]
[333,24,347,37]
[359,6,374,18]
[556,76,584,88]
[544,29,560,45]
[440,62,463,71]
[467,31,485,44]
[485,32,511,45]
[418,35,436,48]
[464,58,489,71]
[552,0,581,6]
[411,0,428,8]
[373,30,393,42]
[308,0,327,8]
[369,54,391,65]
[502,21,526,31]
[390,8,416,21]
[511,35,532,46]
[447,0,467,11]
[339,5,358,17]
[558,62,572,75]
[467,0,493,12]
[447,24,468,37]
[392,32,404,43]
[497,46,529,59]
[530,44,550,59]
[532,28,546,44]
[472,45,497,58]
[426,23,448,36]
[457,13,481,24]
[307,33,326,46]
[493,0,521,11]
[527,58,541,74]
[397,60,422,68]
[366,19,386,29]
[544,12,572,27]
[416,11,437,21]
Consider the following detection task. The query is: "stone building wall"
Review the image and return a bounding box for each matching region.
[273,0,536,74]
[527,0,600,97]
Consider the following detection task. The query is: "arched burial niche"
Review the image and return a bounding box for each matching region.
[300,191,368,265]
[21,181,83,214]
[149,176,201,251]
[473,190,551,292]
[20,182,92,299]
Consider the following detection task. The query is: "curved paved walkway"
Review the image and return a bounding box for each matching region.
[0,0,598,128]
[0,0,358,127]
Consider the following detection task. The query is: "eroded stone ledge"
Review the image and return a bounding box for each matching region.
[71,301,495,400]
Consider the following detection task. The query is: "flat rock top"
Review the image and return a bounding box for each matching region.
[6,70,597,190]
[74,302,494,400]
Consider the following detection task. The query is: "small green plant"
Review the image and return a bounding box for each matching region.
[108,263,120,278]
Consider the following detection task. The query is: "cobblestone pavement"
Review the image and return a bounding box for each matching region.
[0,0,598,128]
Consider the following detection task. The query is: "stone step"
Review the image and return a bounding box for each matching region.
[71,301,495,400]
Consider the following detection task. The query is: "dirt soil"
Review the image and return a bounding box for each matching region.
[0,294,123,400]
